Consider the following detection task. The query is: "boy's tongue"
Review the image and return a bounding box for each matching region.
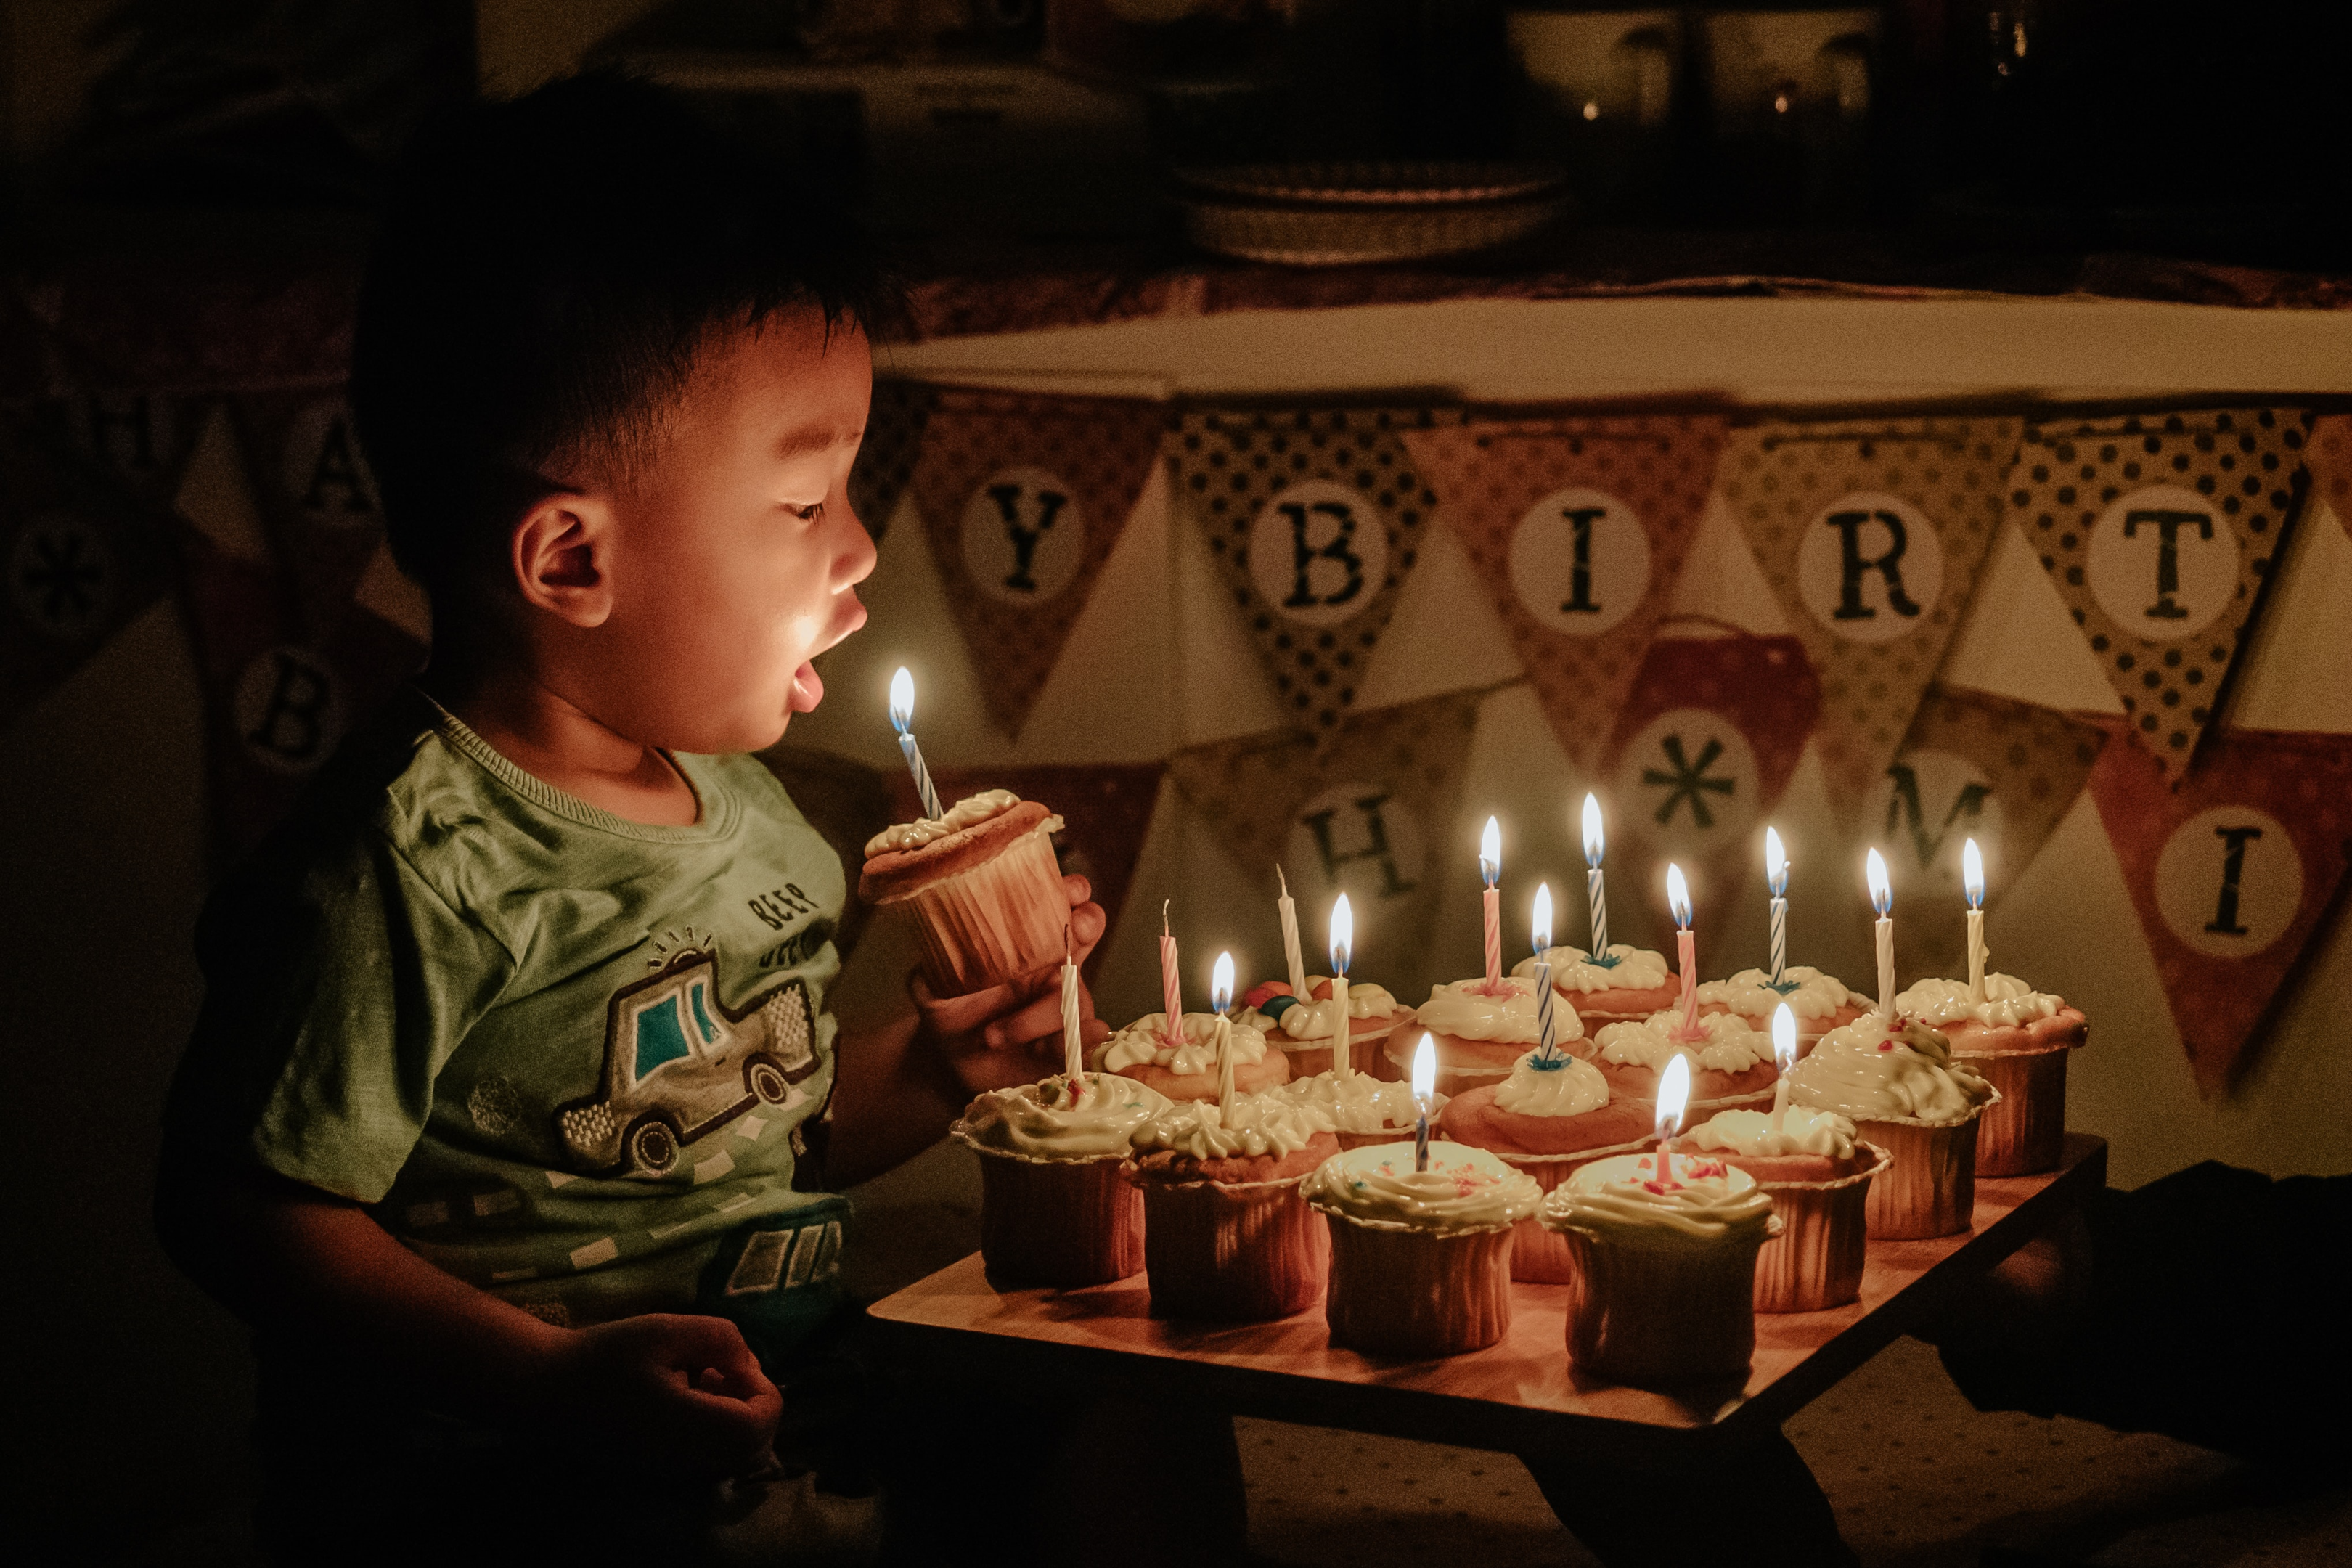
[790,660,825,713]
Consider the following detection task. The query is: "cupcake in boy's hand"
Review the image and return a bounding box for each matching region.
[1696,965,1868,1056]
[1437,1050,1654,1283]
[1406,977,1579,1098]
[859,788,1069,997]
[1238,976,1413,1080]
[1583,1009,1779,1109]
[1784,1014,1996,1240]
[1275,1071,1444,1152]
[1091,1011,1291,1101]
[1678,1107,1887,1312]
[1895,973,2086,1176]
[1125,1091,1339,1322]
[952,1071,1170,1288]
[1511,942,1679,1027]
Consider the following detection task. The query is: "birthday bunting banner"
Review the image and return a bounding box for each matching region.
[850,379,937,542]
[2006,408,2311,779]
[1167,687,1486,1000]
[30,391,210,508]
[1718,417,2016,814]
[229,391,390,645]
[909,388,1165,738]
[2087,722,2352,1098]
[1401,414,1727,771]
[1167,406,1453,740]
[2307,413,2352,544]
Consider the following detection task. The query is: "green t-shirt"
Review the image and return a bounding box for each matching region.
[169,691,849,1334]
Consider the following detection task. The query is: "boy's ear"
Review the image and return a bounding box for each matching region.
[510,495,613,628]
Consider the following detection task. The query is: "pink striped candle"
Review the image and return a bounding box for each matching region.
[1160,901,1183,1046]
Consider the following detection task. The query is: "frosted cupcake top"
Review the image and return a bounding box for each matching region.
[1239,979,1404,1042]
[1895,973,2067,1028]
[1541,1152,1776,1245]
[1595,1008,1774,1072]
[1697,965,1855,1021]
[864,789,1063,855]
[1511,944,1672,993]
[1130,1090,1335,1162]
[1275,1071,1437,1135]
[1301,1141,1543,1233]
[1416,976,1567,1044]
[1689,1106,1858,1161]
[1787,1015,1994,1124]
[953,1072,1172,1162]
[1093,1013,1269,1077]
[1493,1050,1611,1117]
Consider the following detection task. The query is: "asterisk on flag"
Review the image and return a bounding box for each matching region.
[1642,733,1735,829]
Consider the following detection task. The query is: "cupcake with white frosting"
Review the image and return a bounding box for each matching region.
[1302,1142,1543,1358]
[1402,977,1581,1098]
[1237,977,1413,1079]
[859,789,1069,997]
[1896,973,2086,1176]
[1437,1050,1654,1283]
[1540,1150,1779,1388]
[1125,1092,1339,1321]
[1676,1108,1887,1312]
[1091,1011,1291,1101]
[1276,1071,1447,1152]
[952,1071,1171,1286]
[1512,942,1679,1026]
[1784,1015,1997,1240]
[1584,1008,1780,1109]
[1697,966,1868,1056]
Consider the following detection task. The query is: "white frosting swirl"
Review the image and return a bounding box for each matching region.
[864,789,1063,854]
[1093,1013,1268,1077]
[1130,1091,1334,1163]
[1238,979,1402,1042]
[1512,944,1671,994]
[1302,1142,1543,1233]
[952,1073,1172,1162]
[1275,1072,1436,1135]
[1895,973,2067,1029]
[1416,977,1567,1044]
[1689,1107,1857,1161]
[1541,1153,1776,1245]
[1594,1008,1773,1072]
[1493,1050,1611,1117]
[1696,965,1855,1021]
[1786,1016,1994,1124]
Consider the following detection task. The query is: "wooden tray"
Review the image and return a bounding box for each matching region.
[867,1134,2105,1460]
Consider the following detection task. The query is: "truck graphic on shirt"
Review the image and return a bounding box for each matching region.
[555,947,820,1179]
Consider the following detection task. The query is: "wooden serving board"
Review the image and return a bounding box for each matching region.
[867,1135,2106,1459]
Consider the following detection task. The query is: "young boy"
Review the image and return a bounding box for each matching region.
[155,74,1110,1564]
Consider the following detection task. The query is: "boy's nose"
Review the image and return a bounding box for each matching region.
[834,503,878,589]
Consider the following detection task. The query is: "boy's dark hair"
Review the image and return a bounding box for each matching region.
[351,70,895,618]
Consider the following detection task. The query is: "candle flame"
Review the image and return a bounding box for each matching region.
[1212,950,1234,1014]
[1410,1032,1437,1106]
[1479,815,1501,886]
[1329,893,1352,976]
[1581,793,1605,867]
[1655,1053,1691,1146]
[887,666,915,733]
[1963,838,1985,910]
[1866,848,1892,916]
[1665,862,1691,929]
[1772,1003,1797,1075]
[1532,881,1553,957]
[1765,825,1787,897]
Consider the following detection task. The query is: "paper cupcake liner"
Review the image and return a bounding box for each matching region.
[1749,1143,1890,1313]
[1132,1175,1329,1322]
[1384,1034,1530,1099]
[1552,1220,1773,1388]
[1282,1016,1407,1080]
[1334,1124,1420,1151]
[1321,1217,1516,1358]
[1959,1048,2070,1176]
[968,1144,1143,1288]
[1487,1138,1654,1283]
[1854,1090,1998,1240]
[889,826,1069,997]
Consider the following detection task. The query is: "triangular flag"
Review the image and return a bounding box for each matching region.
[1401,414,1726,771]
[2087,722,2352,1098]
[908,389,1164,738]
[1167,688,1486,1001]
[30,391,211,506]
[2005,407,2311,778]
[1167,405,1453,738]
[2307,413,2351,544]
[850,379,936,542]
[1718,417,2016,812]
[1604,627,1822,942]
[229,391,388,643]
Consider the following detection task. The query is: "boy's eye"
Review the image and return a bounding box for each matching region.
[786,502,825,523]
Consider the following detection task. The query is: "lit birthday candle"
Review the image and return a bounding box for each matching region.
[1479,815,1503,988]
[1532,881,1559,1062]
[1328,894,1355,1082]
[1768,1003,1796,1130]
[1581,793,1612,961]
[886,666,942,821]
[1666,862,1702,1040]
[1866,849,1895,1018]
[1410,1032,1437,1172]
[1212,951,1237,1116]
[1654,1053,1691,1185]
[1765,826,1789,987]
[1963,838,1988,1004]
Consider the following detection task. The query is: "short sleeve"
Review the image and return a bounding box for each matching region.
[166,830,515,1203]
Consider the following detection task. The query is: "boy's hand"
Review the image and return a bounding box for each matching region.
[913,873,1111,1096]
[528,1313,780,1476]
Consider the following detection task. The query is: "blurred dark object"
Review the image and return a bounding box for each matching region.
[52,0,474,207]
[607,0,1045,62]
[1173,160,1569,265]
[1503,7,1683,221]
[1048,0,1273,80]
[1699,7,1885,221]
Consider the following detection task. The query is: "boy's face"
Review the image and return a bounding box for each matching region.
[579,308,877,754]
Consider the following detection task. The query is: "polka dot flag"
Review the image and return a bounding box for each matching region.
[2306,413,2352,546]
[2006,408,2312,780]
[849,379,936,542]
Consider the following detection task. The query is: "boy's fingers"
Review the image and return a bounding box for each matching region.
[984,988,1083,1053]
[1060,873,1093,910]
[1069,899,1107,957]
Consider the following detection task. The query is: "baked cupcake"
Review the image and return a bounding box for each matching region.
[1125,1093,1339,1321]
[1437,1050,1654,1283]
[950,1071,1171,1287]
[1276,1071,1446,1151]
[1091,1011,1291,1101]
[1696,966,1869,1057]
[1512,942,1679,1026]
[1679,1108,1887,1312]
[1583,1009,1779,1110]
[1784,1016,1996,1240]
[1539,1151,1779,1388]
[1302,1141,1543,1359]
[1237,977,1413,1079]
[1405,977,1579,1098]
[859,789,1068,997]
[1895,974,2087,1177]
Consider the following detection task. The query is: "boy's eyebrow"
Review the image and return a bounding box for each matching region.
[775,426,865,460]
